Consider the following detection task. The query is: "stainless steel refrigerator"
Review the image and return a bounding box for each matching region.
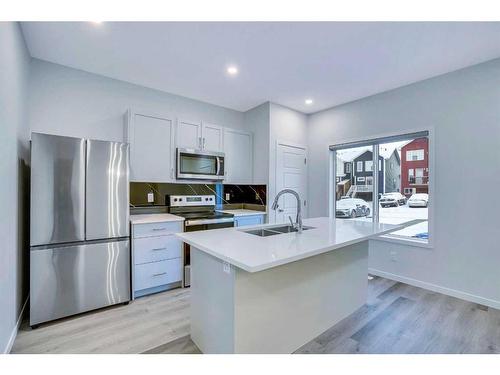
[30,133,131,326]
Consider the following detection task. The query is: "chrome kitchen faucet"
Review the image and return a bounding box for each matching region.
[271,189,303,233]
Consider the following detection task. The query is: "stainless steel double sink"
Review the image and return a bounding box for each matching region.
[242,224,315,237]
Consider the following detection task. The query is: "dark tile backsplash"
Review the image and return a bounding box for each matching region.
[223,184,266,206]
[130,182,266,207]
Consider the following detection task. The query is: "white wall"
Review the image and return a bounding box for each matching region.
[268,103,308,222]
[28,59,246,142]
[0,22,31,353]
[243,102,270,185]
[308,58,500,308]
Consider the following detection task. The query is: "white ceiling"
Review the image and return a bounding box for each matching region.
[21,22,500,113]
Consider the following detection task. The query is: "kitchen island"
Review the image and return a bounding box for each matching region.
[176,217,406,354]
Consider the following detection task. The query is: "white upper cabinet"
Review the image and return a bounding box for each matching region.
[126,109,175,182]
[126,110,253,184]
[201,122,224,152]
[177,119,202,149]
[177,119,223,152]
[223,128,253,184]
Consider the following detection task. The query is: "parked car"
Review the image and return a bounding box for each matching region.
[408,193,429,208]
[379,192,406,207]
[336,198,371,218]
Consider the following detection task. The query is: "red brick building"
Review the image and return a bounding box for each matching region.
[400,138,429,196]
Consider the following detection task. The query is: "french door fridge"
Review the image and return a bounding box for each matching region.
[30,133,131,326]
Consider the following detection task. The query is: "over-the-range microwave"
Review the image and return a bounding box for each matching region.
[176,148,225,181]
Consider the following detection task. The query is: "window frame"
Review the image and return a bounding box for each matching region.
[329,128,434,249]
[406,149,425,161]
[365,160,373,171]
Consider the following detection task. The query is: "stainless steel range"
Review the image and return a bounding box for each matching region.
[168,195,234,286]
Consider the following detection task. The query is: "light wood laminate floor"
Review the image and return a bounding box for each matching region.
[12,288,190,354]
[12,276,500,354]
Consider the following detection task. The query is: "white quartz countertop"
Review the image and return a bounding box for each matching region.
[130,213,185,224]
[176,217,406,273]
[216,209,266,217]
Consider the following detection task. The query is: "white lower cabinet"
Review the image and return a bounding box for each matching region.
[134,258,183,291]
[234,215,265,227]
[131,221,183,298]
[134,236,182,265]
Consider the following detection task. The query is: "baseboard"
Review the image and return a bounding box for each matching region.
[369,268,500,310]
[3,296,29,354]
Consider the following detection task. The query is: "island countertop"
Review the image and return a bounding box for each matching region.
[215,209,266,217]
[176,217,403,272]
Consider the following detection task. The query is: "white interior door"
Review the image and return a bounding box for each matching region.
[177,119,202,149]
[202,123,223,152]
[275,143,307,224]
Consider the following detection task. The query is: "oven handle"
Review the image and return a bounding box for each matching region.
[185,217,235,226]
[216,156,221,176]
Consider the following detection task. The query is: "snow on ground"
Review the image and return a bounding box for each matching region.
[379,204,428,238]
[338,201,428,239]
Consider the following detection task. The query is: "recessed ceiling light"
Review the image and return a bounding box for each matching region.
[227,66,238,76]
[305,99,313,105]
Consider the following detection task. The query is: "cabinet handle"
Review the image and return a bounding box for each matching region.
[203,137,206,149]
[152,272,167,277]
[152,228,168,231]
[152,247,167,251]
[198,137,202,149]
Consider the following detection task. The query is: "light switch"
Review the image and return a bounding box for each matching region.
[147,192,154,203]
[225,193,230,201]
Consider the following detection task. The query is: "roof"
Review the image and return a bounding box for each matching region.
[337,147,371,162]
[336,140,408,162]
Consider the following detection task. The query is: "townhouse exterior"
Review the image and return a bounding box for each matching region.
[381,148,401,193]
[400,138,429,196]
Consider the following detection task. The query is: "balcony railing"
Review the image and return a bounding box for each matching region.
[354,184,373,192]
[409,176,429,185]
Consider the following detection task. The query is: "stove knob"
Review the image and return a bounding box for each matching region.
[174,198,178,202]
[205,198,209,201]
[179,198,183,201]
[209,197,213,201]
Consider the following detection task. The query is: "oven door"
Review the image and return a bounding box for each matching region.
[183,221,234,287]
[176,148,225,180]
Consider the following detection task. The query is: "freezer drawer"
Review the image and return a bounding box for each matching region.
[30,239,130,326]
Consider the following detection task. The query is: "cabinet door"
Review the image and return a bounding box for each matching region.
[223,128,253,183]
[202,122,224,152]
[177,119,202,149]
[127,110,174,182]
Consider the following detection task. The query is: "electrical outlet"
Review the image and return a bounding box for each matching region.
[147,192,154,203]
[225,193,230,201]
[223,261,231,274]
[390,251,397,262]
